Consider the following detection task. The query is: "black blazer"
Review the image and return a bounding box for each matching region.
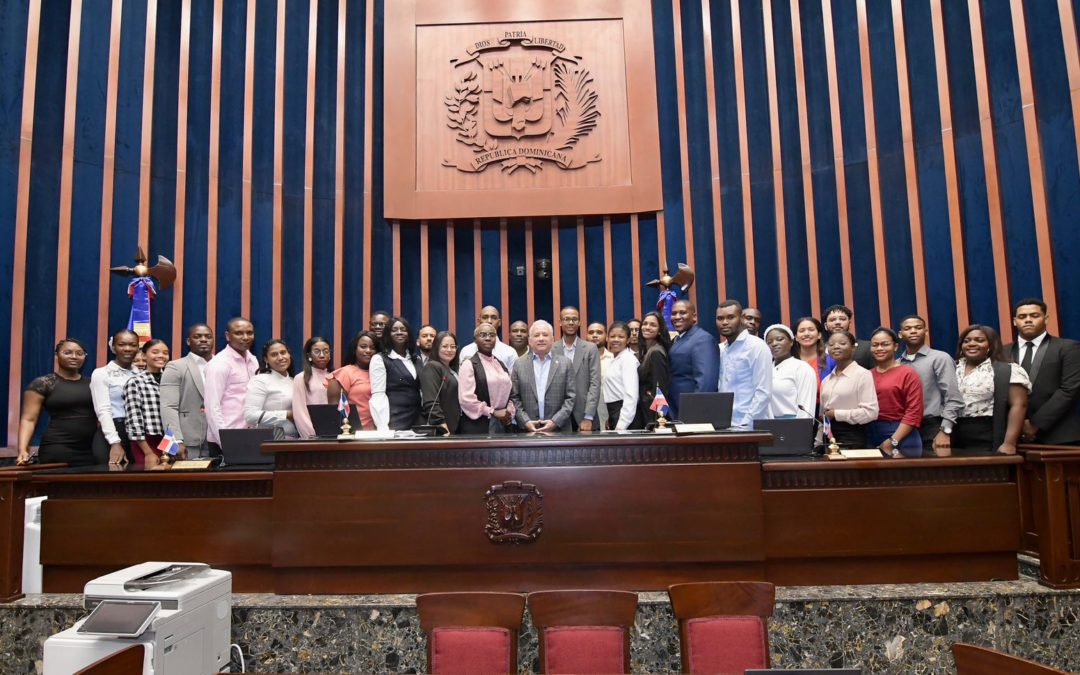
[1006,335,1080,444]
[638,344,671,425]
[419,361,460,434]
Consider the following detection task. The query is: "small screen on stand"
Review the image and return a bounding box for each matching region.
[78,600,159,637]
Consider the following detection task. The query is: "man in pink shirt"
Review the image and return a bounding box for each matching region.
[204,317,258,450]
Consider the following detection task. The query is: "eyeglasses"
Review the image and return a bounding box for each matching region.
[476,332,497,339]
[310,349,331,356]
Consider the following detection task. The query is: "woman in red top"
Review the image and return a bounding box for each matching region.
[867,327,924,457]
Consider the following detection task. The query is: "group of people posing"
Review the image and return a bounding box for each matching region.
[15,296,1080,466]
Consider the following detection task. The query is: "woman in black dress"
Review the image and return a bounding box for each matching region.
[17,338,98,466]
[638,311,673,426]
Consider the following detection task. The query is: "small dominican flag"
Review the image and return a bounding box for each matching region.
[823,415,833,441]
[338,391,351,419]
[157,427,181,457]
[650,387,671,416]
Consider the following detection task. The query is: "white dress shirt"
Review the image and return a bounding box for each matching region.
[602,348,640,430]
[718,330,774,428]
[90,361,137,444]
[369,351,418,431]
[244,371,295,427]
[459,338,517,372]
[770,356,817,419]
[596,349,615,428]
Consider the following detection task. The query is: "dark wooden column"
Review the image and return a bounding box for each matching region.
[1019,446,1080,588]
[0,468,35,601]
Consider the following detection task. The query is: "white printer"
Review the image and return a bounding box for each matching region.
[44,562,232,675]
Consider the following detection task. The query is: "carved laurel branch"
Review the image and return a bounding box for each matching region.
[444,70,493,152]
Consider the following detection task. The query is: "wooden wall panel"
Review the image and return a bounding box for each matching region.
[53,0,84,342]
[6,0,1080,448]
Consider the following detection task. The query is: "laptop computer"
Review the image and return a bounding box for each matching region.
[754,418,816,457]
[677,392,734,430]
[218,428,276,468]
[307,404,362,438]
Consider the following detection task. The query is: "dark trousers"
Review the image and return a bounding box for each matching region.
[605,402,643,430]
[92,418,132,465]
[919,416,942,454]
[953,417,994,452]
[829,421,867,448]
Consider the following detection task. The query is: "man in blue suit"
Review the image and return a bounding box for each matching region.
[668,300,719,418]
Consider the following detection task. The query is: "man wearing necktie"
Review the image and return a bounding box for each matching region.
[1006,298,1080,445]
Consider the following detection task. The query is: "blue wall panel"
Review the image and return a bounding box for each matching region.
[772,0,811,320]
[800,0,844,311]
[1026,0,1080,340]
[902,0,958,349]
[709,0,748,303]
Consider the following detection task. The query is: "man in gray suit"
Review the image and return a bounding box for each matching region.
[552,306,601,432]
[511,320,577,432]
[160,323,215,458]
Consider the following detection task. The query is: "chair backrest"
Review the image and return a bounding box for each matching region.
[668,581,776,675]
[416,592,526,675]
[952,643,1068,674]
[527,590,638,674]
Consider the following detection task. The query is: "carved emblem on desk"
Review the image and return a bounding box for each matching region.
[443,31,601,174]
[484,480,544,543]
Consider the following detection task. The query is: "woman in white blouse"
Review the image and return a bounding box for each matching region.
[244,339,299,439]
[601,321,641,430]
[763,324,817,419]
[953,324,1030,454]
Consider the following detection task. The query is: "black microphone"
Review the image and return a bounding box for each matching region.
[414,371,449,436]
[798,404,830,454]
[425,375,448,426]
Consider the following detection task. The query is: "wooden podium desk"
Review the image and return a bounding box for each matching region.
[17,433,1024,595]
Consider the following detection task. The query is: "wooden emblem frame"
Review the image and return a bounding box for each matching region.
[383,0,663,219]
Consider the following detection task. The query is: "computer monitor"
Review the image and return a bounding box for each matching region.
[754,418,816,457]
[677,392,734,430]
[218,428,276,467]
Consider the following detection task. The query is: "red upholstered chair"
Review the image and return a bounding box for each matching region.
[952,643,1068,674]
[667,581,775,674]
[416,592,526,675]
[526,590,638,674]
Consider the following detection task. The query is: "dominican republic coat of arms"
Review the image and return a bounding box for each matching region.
[442,31,601,174]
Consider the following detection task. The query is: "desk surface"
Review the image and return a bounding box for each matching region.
[21,432,1023,594]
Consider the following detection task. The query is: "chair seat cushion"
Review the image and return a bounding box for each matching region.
[430,627,511,675]
[544,625,626,674]
[686,615,767,674]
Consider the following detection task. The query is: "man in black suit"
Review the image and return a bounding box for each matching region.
[823,304,874,369]
[1007,298,1080,445]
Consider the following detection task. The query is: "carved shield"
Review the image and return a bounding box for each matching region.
[484,480,544,543]
[482,51,554,140]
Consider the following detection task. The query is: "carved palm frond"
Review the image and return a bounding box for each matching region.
[551,61,600,151]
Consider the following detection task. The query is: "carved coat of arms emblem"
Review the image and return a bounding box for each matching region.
[443,31,601,174]
[484,480,544,543]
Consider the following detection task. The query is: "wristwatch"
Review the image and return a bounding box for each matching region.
[889,437,900,448]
